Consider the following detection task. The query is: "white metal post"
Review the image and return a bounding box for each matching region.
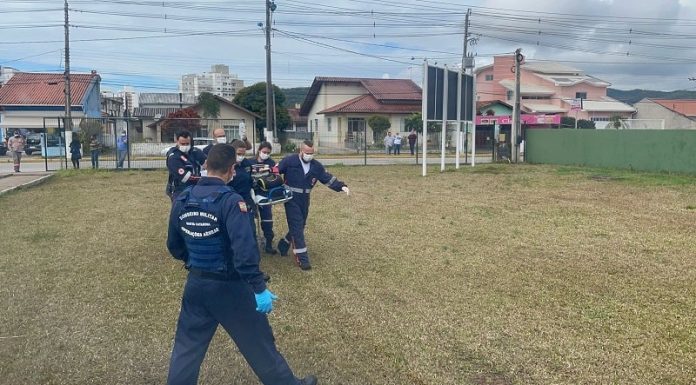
[422,60,428,177]
[455,70,462,169]
[441,65,448,172]
[471,72,477,167]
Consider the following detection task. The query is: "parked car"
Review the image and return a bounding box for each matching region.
[24,134,42,156]
[160,137,215,155]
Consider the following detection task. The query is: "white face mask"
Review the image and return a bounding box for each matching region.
[236,155,245,163]
[259,152,270,161]
[215,137,227,144]
[179,145,191,153]
[302,153,314,163]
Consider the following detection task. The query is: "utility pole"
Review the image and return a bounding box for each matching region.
[64,0,72,133]
[265,0,277,142]
[512,48,523,163]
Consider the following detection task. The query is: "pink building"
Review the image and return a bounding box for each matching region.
[475,55,635,125]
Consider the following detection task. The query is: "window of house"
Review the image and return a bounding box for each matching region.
[506,90,514,100]
[327,117,332,132]
[222,125,240,139]
[485,74,494,81]
[576,92,587,99]
[315,119,319,132]
[347,118,366,141]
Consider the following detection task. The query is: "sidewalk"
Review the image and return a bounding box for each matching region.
[0,172,54,196]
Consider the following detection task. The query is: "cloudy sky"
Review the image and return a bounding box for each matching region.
[2,0,696,93]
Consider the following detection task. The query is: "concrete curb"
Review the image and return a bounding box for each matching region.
[0,174,54,196]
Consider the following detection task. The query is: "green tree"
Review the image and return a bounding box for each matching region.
[233,82,291,138]
[404,113,423,133]
[197,92,220,118]
[609,115,624,129]
[561,116,575,128]
[160,108,203,140]
[78,119,103,151]
[577,119,596,129]
[367,115,391,142]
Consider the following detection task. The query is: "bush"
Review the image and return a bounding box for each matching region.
[282,142,297,153]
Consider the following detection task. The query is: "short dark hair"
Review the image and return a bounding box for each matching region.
[230,139,246,150]
[175,130,192,140]
[258,141,272,152]
[206,143,236,173]
[302,140,314,148]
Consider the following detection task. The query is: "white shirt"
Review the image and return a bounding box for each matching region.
[300,155,311,174]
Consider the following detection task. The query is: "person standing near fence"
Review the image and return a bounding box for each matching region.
[383,131,393,155]
[116,130,128,168]
[276,140,349,271]
[393,133,402,155]
[253,141,278,255]
[89,135,101,169]
[165,143,317,385]
[69,135,82,169]
[408,130,417,155]
[7,131,25,173]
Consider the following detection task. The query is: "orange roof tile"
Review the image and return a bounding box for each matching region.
[0,72,99,106]
[651,99,696,117]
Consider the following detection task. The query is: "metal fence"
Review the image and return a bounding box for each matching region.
[32,117,489,170]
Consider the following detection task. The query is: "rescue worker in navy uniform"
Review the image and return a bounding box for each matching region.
[254,141,278,254]
[228,139,258,241]
[203,128,252,156]
[277,140,349,270]
[166,143,317,385]
[166,130,205,201]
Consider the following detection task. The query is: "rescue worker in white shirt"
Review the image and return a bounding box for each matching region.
[276,140,349,270]
[166,130,204,201]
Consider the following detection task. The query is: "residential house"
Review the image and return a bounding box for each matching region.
[133,93,197,141]
[633,99,696,129]
[476,56,635,125]
[287,104,308,132]
[146,94,260,143]
[0,71,101,138]
[300,77,421,149]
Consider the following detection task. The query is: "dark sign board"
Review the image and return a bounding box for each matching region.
[425,65,474,122]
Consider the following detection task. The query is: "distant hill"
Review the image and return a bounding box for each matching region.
[608,88,696,105]
[282,87,310,108]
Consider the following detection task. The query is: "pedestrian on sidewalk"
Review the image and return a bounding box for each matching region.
[393,132,402,155]
[7,131,25,173]
[89,135,101,169]
[408,130,417,155]
[70,135,82,169]
[383,131,394,155]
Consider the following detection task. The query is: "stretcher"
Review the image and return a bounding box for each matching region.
[250,164,293,206]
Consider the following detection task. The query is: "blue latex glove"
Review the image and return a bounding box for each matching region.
[254,289,278,314]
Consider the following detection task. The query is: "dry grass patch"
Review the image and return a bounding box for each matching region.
[1,165,695,385]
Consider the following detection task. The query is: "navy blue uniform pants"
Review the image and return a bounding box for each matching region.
[167,275,299,385]
[283,193,310,265]
[258,205,274,242]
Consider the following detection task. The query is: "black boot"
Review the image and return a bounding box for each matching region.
[277,238,290,256]
[264,239,278,255]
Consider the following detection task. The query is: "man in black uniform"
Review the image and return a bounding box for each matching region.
[166,143,317,385]
[166,130,204,201]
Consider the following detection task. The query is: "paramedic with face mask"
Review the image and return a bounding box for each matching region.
[276,140,349,271]
[166,130,202,201]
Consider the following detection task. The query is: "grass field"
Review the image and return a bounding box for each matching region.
[1,164,695,385]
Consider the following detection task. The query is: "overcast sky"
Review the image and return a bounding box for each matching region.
[2,0,696,94]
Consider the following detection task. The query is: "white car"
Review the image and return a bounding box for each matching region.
[161,137,215,155]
